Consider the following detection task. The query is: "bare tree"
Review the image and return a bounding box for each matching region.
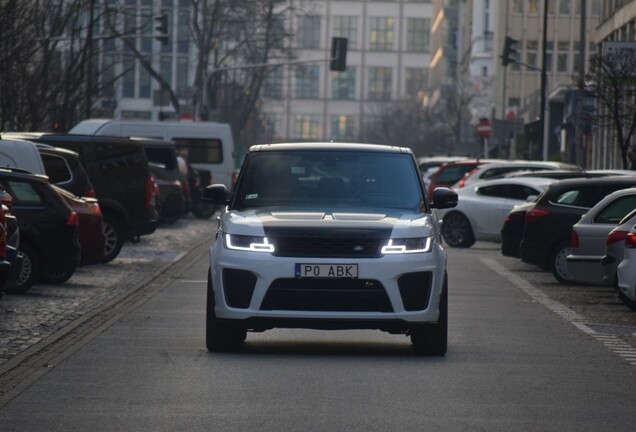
[362,100,427,154]
[584,50,636,169]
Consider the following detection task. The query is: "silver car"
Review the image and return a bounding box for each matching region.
[566,187,636,285]
[601,209,636,286]
[616,223,636,310]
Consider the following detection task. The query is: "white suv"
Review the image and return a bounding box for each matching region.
[203,143,458,355]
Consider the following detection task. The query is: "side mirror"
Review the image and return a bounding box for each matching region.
[431,187,458,209]
[201,184,229,205]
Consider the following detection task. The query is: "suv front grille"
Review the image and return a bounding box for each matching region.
[266,228,390,258]
[261,278,392,312]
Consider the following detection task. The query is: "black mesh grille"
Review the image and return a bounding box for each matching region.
[261,278,393,312]
[265,228,390,258]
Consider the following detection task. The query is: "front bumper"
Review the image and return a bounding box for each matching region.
[210,240,446,326]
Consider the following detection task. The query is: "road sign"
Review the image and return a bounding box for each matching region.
[476,118,491,138]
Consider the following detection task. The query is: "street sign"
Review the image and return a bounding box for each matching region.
[476,118,491,138]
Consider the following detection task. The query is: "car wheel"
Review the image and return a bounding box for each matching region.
[550,240,573,284]
[206,270,247,351]
[442,212,475,248]
[39,267,76,285]
[410,277,447,356]
[617,291,636,311]
[102,215,124,263]
[7,244,39,294]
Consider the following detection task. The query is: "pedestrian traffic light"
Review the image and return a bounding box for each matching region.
[330,37,348,72]
[501,36,519,67]
[155,13,169,46]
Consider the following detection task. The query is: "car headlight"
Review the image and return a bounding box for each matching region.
[381,237,432,254]
[225,234,275,252]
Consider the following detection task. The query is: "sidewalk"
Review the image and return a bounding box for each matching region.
[0,216,215,367]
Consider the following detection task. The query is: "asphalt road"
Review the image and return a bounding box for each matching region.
[0,240,635,431]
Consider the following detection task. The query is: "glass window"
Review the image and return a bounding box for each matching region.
[261,113,283,140]
[406,18,431,52]
[122,56,136,97]
[293,114,321,140]
[295,65,320,99]
[333,16,357,49]
[559,0,571,15]
[405,68,428,98]
[297,15,320,49]
[369,17,394,51]
[527,0,539,14]
[368,67,392,101]
[160,55,172,88]
[557,41,569,73]
[554,186,598,207]
[594,195,636,224]
[263,67,284,99]
[233,151,423,211]
[172,138,223,164]
[177,8,189,53]
[526,40,538,70]
[330,115,355,141]
[477,184,509,199]
[139,56,151,98]
[512,0,523,13]
[41,154,72,184]
[176,56,188,99]
[1,180,43,204]
[545,41,553,72]
[332,67,356,100]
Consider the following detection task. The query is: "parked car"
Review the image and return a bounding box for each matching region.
[519,176,636,283]
[202,142,458,355]
[0,188,21,294]
[616,223,636,311]
[426,159,504,200]
[0,204,10,297]
[37,144,96,198]
[148,162,186,224]
[437,177,554,247]
[601,209,636,287]
[417,156,468,174]
[9,133,158,263]
[455,161,580,189]
[566,188,636,285]
[0,168,81,292]
[0,138,46,174]
[506,169,633,180]
[53,185,105,266]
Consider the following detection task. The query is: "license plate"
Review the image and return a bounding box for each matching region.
[295,263,358,279]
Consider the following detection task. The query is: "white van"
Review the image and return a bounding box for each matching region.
[0,138,46,174]
[69,119,236,188]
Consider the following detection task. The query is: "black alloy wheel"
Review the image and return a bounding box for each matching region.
[102,215,124,263]
[442,212,475,248]
[206,270,247,351]
[8,243,39,294]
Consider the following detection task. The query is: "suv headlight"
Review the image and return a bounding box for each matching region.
[225,234,275,252]
[381,237,432,254]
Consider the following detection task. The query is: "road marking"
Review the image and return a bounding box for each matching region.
[482,258,636,368]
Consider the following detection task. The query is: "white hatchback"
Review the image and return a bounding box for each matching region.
[202,143,458,355]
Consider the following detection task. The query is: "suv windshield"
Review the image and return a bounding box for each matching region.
[233,150,424,211]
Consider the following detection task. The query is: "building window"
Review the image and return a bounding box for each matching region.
[122,56,135,97]
[545,40,553,73]
[512,0,523,13]
[177,8,189,54]
[160,55,172,88]
[295,65,320,99]
[368,67,392,101]
[294,114,320,140]
[332,67,356,100]
[263,67,284,99]
[406,18,431,52]
[527,0,539,14]
[559,0,570,16]
[526,40,538,71]
[176,56,188,99]
[139,56,151,98]
[405,68,428,98]
[369,17,394,51]
[557,41,569,73]
[297,15,320,49]
[330,115,355,141]
[261,112,283,140]
[333,16,357,49]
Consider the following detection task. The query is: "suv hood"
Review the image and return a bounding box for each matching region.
[221,209,436,238]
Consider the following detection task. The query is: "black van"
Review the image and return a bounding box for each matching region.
[22,134,158,263]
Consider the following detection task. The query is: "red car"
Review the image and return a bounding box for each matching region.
[53,185,105,266]
[426,159,504,200]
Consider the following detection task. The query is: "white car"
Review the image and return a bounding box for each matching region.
[616,223,636,311]
[455,161,579,189]
[567,188,636,285]
[203,143,458,355]
[437,177,554,248]
[601,209,636,286]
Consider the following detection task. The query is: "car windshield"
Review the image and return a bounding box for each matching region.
[232,150,424,211]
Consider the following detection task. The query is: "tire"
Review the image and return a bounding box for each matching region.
[39,267,76,285]
[7,244,39,294]
[206,270,246,351]
[410,277,448,356]
[442,212,475,248]
[550,240,573,284]
[102,215,124,263]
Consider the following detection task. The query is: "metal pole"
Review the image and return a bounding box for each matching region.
[540,0,549,160]
[577,0,587,167]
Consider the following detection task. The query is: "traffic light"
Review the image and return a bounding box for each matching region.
[155,13,169,46]
[330,37,348,72]
[501,36,519,67]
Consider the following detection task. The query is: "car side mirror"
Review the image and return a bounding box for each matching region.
[430,187,458,209]
[201,184,229,205]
